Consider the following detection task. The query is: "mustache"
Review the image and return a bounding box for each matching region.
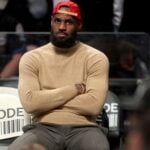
[56,31,68,36]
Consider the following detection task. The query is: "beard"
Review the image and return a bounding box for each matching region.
[51,30,77,48]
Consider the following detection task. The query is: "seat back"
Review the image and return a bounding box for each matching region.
[0,87,31,140]
[96,91,121,138]
[104,91,120,138]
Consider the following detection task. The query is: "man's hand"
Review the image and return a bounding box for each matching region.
[75,83,86,94]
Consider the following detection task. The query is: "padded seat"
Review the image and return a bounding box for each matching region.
[0,87,31,149]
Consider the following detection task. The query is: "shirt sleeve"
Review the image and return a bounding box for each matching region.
[64,53,109,116]
[18,52,78,114]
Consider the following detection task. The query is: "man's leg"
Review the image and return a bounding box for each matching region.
[8,123,63,150]
[66,126,110,150]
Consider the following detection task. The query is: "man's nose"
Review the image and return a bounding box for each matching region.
[59,22,66,30]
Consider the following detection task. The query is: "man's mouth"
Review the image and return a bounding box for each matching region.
[56,32,67,38]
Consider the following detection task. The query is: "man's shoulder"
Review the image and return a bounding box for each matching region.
[80,42,108,58]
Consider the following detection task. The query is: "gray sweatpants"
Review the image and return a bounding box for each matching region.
[8,123,110,150]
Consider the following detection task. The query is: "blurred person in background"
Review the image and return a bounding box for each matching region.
[3,0,52,32]
[24,34,50,52]
[0,34,25,78]
[112,0,124,32]
[0,0,25,78]
[86,38,149,79]
[0,0,24,32]
[109,40,149,79]
[124,87,150,150]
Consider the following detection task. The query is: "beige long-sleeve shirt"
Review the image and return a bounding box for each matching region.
[18,42,109,125]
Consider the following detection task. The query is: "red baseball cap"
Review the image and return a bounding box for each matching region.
[52,1,82,22]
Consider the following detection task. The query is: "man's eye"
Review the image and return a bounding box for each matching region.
[53,18,75,25]
[54,19,61,23]
[65,20,74,25]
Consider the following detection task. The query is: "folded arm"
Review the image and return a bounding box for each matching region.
[18,53,84,114]
[64,53,109,116]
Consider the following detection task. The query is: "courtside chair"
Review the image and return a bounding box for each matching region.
[0,86,31,150]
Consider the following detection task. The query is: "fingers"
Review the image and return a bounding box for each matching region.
[75,83,86,94]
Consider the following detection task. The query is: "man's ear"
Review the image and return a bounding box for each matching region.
[51,16,53,22]
[51,16,54,26]
[77,22,83,31]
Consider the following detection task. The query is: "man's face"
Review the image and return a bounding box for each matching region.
[51,10,82,49]
[120,53,134,71]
